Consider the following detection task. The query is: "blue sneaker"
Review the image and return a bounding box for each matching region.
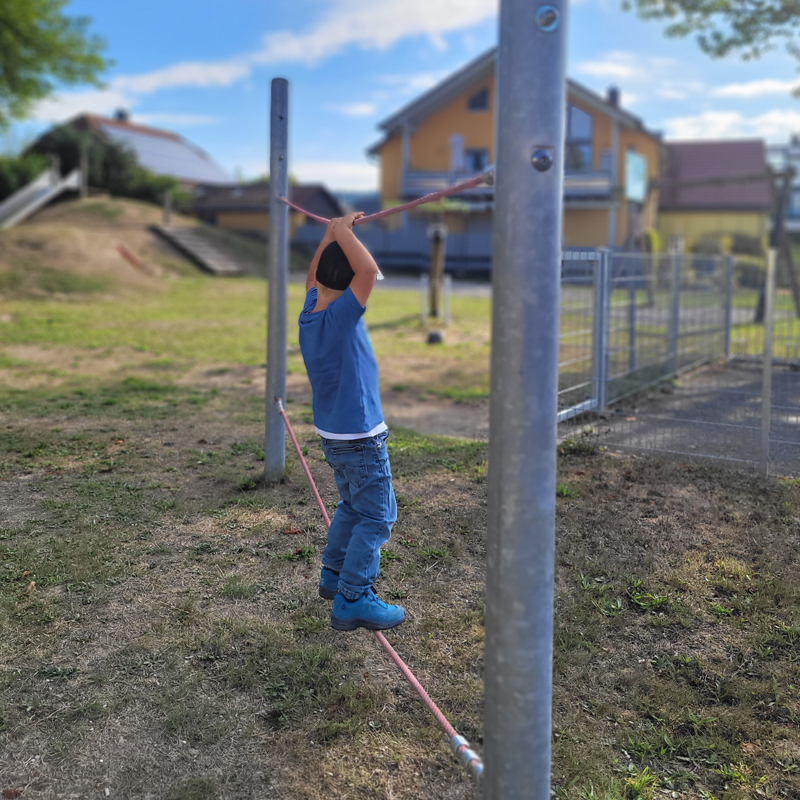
[319,566,339,600]
[330,588,406,631]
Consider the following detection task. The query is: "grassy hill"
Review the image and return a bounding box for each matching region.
[0,196,307,300]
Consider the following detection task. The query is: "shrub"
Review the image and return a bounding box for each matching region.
[0,152,49,201]
[29,126,177,205]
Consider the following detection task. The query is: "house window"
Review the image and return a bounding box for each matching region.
[790,187,800,218]
[465,148,489,173]
[565,103,593,172]
[467,87,489,111]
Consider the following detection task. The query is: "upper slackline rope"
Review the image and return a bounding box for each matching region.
[275,399,484,782]
[279,169,493,224]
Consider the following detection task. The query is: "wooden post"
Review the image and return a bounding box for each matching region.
[427,223,447,317]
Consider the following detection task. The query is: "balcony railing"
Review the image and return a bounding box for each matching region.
[400,169,613,201]
[563,170,612,198]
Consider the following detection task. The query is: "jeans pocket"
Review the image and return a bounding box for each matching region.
[325,443,368,489]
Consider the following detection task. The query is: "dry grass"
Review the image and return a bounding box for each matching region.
[1,203,799,799]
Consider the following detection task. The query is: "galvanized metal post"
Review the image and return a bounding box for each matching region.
[628,284,637,373]
[265,78,289,483]
[723,255,734,361]
[668,249,681,373]
[484,2,568,798]
[592,250,610,409]
[761,248,776,477]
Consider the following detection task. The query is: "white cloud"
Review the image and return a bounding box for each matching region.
[574,51,703,105]
[292,160,378,191]
[657,87,690,100]
[135,113,218,126]
[31,88,135,123]
[324,102,378,117]
[712,78,800,98]
[375,71,449,96]
[664,108,800,141]
[575,51,638,81]
[113,60,250,93]
[251,0,498,65]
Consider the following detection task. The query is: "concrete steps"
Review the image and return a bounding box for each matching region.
[152,224,246,276]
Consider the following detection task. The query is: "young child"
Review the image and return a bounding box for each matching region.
[298,211,405,631]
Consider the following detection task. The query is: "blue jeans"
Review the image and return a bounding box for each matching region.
[320,430,397,600]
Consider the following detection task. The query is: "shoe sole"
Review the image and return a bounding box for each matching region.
[318,586,337,600]
[330,612,406,631]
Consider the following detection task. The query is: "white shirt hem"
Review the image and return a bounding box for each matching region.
[315,421,388,440]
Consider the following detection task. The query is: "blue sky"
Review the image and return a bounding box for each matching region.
[6,0,800,190]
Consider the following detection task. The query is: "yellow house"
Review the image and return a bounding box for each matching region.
[368,48,662,251]
[658,140,772,250]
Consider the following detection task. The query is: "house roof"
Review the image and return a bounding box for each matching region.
[193,182,343,219]
[44,113,231,185]
[368,47,656,155]
[659,139,772,212]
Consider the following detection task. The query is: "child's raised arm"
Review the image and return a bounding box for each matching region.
[333,212,379,307]
[305,218,339,292]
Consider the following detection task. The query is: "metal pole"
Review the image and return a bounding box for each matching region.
[723,255,734,361]
[265,78,289,483]
[628,283,637,373]
[668,249,681,374]
[592,250,610,410]
[484,2,568,798]
[761,248,776,477]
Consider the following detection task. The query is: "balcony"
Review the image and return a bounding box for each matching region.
[563,170,613,199]
[400,169,613,204]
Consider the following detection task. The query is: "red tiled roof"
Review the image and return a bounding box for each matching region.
[81,113,184,142]
[660,139,772,211]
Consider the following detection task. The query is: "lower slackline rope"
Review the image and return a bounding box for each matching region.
[276,398,483,782]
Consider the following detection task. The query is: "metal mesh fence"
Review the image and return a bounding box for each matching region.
[557,250,800,477]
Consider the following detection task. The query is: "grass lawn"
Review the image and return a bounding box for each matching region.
[1,265,799,799]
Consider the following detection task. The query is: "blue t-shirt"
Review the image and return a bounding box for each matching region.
[298,287,386,439]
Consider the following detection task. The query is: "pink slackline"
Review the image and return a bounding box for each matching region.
[275,399,483,781]
[280,171,490,225]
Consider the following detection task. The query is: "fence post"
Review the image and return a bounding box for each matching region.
[443,273,453,327]
[593,249,610,409]
[761,248,776,477]
[484,1,568,797]
[420,273,429,325]
[628,283,637,373]
[668,249,681,374]
[265,78,290,483]
[723,255,734,361]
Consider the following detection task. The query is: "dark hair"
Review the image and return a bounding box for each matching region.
[316,241,354,290]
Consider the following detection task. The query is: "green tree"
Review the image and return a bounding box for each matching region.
[0,0,109,129]
[36,126,177,204]
[0,152,48,200]
[625,0,800,65]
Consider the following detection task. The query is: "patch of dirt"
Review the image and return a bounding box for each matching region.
[0,196,199,297]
